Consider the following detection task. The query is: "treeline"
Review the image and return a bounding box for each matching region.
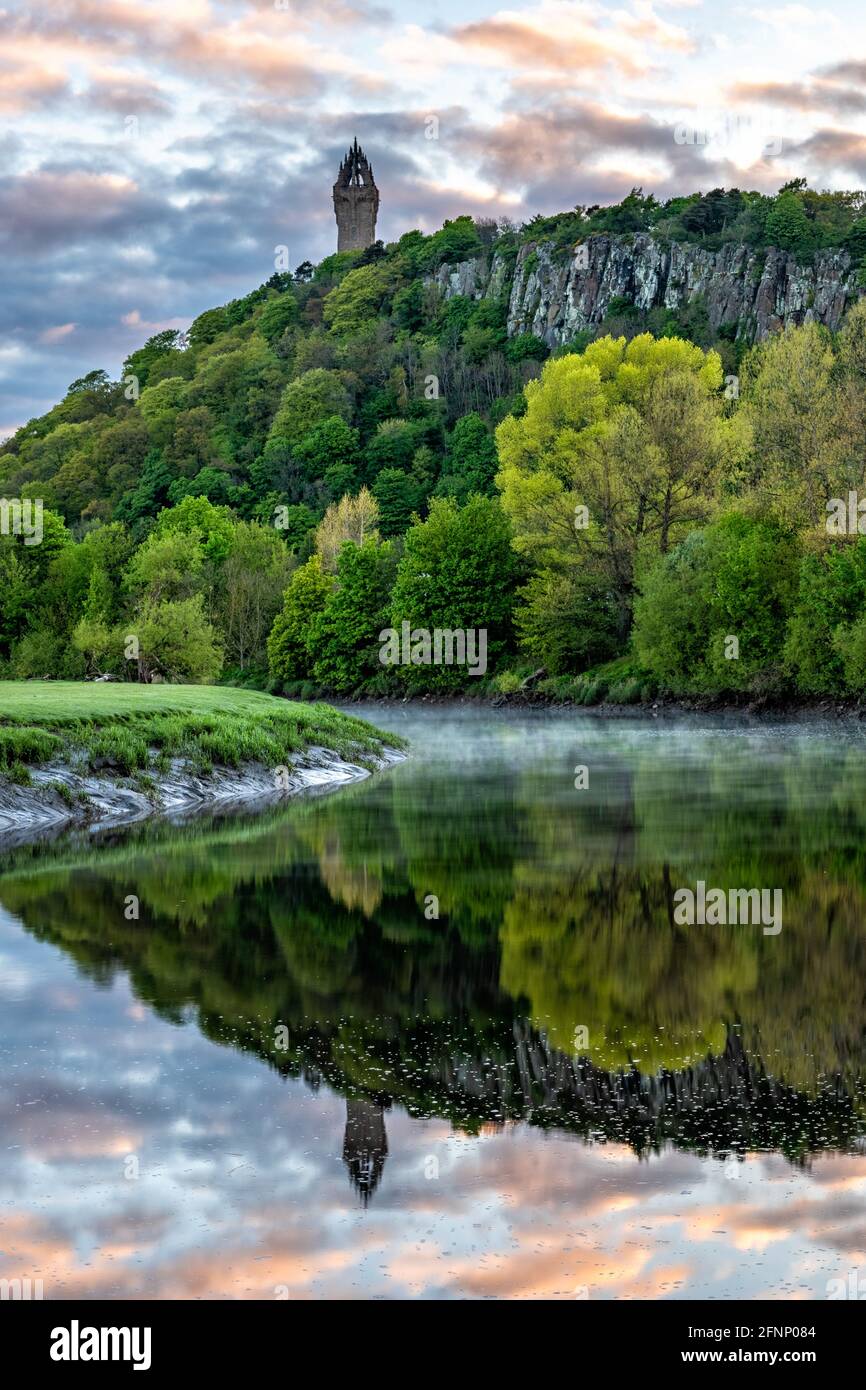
[516,180,866,267]
[5,190,866,698]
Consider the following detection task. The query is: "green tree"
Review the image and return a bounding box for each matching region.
[268,369,353,450]
[0,546,38,655]
[137,375,188,445]
[311,539,394,692]
[123,331,183,392]
[634,514,801,693]
[134,594,223,683]
[392,279,428,332]
[267,554,333,685]
[71,614,121,677]
[167,467,233,507]
[765,190,818,257]
[11,627,85,679]
[739,322,837,526]
[784,538,866,693]
[437,413,498,501]
[363,419,422,481]
[323,264,390,335]
[833,612,866,691]
[258,291,298,346]
[219,521,294,671]
[114,450,174,528]
[496,334,727,648]
[389,495,516,690]
[188,307,229,349]
[0,507,71,652]
[420,216,483,269]
[372,468,418,536]
[514,568,620,674]
[294,416,361,482]
[164,406,223,477]
[269,501,319,552]
[126,527,205,605]
[92,415,151,503]
[843,217,866,263]
[505,333,549,364]
[153,495,235,563]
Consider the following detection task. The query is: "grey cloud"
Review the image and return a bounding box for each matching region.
[730,78,866,118]
[787,127,866,182]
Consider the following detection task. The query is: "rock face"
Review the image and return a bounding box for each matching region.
[426,234,863,347]
[426,253,510,304]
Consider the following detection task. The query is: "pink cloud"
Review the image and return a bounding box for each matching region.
[40,323,77,344]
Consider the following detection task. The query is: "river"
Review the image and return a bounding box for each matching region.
[1,704,865,1300]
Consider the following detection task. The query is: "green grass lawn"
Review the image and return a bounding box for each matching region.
[0,682,319,722]
[0,682,400,782]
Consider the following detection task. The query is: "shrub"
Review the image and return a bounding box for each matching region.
[493,670,522,694]
[634,514,801,693]
[514,569,620,676]
[784,538,866,693]
[833,613,866,693]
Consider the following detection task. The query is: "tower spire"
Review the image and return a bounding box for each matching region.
[333,138,379,252]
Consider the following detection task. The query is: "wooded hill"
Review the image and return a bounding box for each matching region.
[4,182,866,701]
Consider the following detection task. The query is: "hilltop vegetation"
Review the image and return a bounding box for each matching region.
[514,179,866,265]
[5,181,866,701]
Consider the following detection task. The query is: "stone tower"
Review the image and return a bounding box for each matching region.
[333,138,379,253]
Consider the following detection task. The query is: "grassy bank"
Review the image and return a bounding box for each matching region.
[0,682,400,784]
[491,656,659,706]
[268,657,660,708]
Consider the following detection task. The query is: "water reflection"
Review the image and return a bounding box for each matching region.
[2,706,866,1298]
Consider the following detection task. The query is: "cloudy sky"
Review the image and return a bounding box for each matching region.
[4,0,866,436]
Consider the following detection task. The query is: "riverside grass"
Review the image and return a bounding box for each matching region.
[0,682,401,781]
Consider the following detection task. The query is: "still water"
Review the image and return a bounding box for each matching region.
[2,705,866,1300]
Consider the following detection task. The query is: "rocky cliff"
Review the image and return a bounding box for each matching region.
[427,233,863,347]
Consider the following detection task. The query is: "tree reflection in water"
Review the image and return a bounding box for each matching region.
[3,710,866,1205]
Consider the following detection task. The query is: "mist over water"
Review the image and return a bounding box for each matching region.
[2,704,866,1300]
